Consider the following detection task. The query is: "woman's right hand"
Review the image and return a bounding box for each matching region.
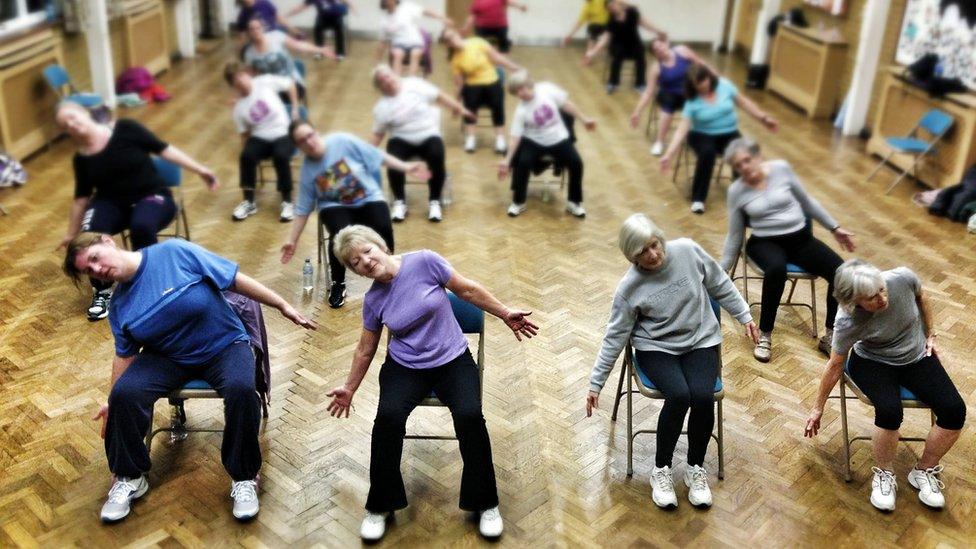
[585,390,600,417]
[659,153,672,173]
[497,161,510,179]
[629,112,640,129]
[744,321,760,345]
[804,407,823,438]
[326,384,355,418]
[581,52,594,66]
[280,242,296,264]
[92,404,109,439]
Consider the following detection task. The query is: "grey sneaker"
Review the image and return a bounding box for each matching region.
[754,333,772,362]
[231,479,259,520]
[232,200,257,221]
[506,202,526,217]
[100,475,148,522]
[683,464,713,508]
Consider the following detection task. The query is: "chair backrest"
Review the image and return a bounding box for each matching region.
[42,64,70,94]
[919,109,953,137]
[448,291,484,334]
[294,59,307,79]
[152,157,182,187]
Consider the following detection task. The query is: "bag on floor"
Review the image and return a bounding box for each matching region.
[0,152,27,187]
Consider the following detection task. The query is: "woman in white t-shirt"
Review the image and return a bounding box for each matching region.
[377,0,450,76]
[369,64,475,223]
[498,70,597,218]
[225,62,300,223]
[243,16,335,101]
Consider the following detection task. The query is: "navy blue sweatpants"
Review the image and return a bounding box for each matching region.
[105,341,262,481]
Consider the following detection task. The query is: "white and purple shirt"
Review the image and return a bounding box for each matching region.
[511,81,570,147]
[232,74,292,141]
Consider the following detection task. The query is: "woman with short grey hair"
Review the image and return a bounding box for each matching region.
[804,259,966,513]
[719,137,856,362]
[586,213,759,510]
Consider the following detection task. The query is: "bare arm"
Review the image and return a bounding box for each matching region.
[232,271,316,329]
[661,116,690,159]
[422,8,452,25]
[486,46,520,72]
[326,327,382,417]
[638,17,664,37]
[284,4,308,18]
[630,63,661,123]
[287,83,300,118]
[563,20,584,45]
[159,145,219,190]
[453,73,465,97]
[445,270,538,341]
[584,32,610,60]
[285,34,334,57]
[804,352,846,437]
[59,196,90,249]
[561,98,596,129]
[461,14,475,35]
[499,135,522,173]
[370,132,385,147]
[734,93,777,132]
[677,45,719,78]
[281,213,311,263]
[436,91,475,120]
[916,290,939,356]
[507,0,527,11]
[276,13,299,35]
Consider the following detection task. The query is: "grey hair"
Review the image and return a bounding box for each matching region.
[332,225,390,269]
[833,259,886,310]
[507,69,533,95]
[618,213,666,262]
[371,63,395,90]
[723,136,761,164]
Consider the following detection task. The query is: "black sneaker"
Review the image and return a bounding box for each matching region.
[87,289,112,321]
[328,282,346,308]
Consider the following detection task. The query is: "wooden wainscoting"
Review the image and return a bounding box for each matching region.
[121,0,170,75]
[0,28,62,159]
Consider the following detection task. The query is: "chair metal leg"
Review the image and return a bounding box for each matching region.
[866,151,894,182]
[840,383,852,482]
[145,401,156,454]
[742,256,751,304]
[809,278,819,338]
[885,156,915,194]
[717,399,725,480]
[611,362,626,422]
[180,202,191,241]
[317,221,324,268]
[626,360,634,477]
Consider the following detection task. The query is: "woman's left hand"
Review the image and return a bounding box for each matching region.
[762,115,779,133]
[503,309,539,341]
[744,321,760,345]
[925,334,938,357]
[405,161,431,181]
[280,303,317,330]
[199,167,219,191]
[582,118,597,131]
[832,227,856,253]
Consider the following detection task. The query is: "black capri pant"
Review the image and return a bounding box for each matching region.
[319,201,394,285]
[386,136,445,202]
[848,350,966,431]
[474,25,510,53]
[511,137,583,204]
[461,80,505,127]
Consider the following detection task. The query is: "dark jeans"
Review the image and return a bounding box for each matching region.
[636,346,720,468]
[313,12,346,56]
[474,25,510,53]
[745,223,842,333]
[319,201,394,285]
[240,135,294,202]
[105,342,262,481]
[461,81,505,127]
[686,130,740,202]
[366,350,499,513]
[511,138,583,204]
[848,350,966,431]
[82,192,177,291]
[608,46,646,87]
[386,136,445,202]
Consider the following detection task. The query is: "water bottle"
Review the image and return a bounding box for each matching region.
[302,258,314,293]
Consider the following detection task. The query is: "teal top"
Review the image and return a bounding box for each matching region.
[682,78,739,135]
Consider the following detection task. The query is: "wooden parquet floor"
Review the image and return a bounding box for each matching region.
[2,39,975,548]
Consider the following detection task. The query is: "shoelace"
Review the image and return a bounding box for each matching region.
[107,478,139,504]
[652,468,674,494]
[872,467,896,495]
[481,507,500,521]
[365,512,387,525]
[923,465,946,494]
[689,467,709,492]
[231,480,257,503]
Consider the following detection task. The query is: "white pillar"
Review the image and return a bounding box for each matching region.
[750,0,781,65]
[727,0,742,52]
[174,0,196,58]
[83,0,116,108]
[841,0,891,136]
[714,0,731,51]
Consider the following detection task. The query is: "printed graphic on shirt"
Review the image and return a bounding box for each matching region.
[530,104,557,129]
[249,99,273,124]
[647,276,690,304]
[252,53,290,77]
[314,159,366,204]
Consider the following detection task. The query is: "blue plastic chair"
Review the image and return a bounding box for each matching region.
[294,59,307,80]
[828,356,934,482]
[867,109,954,194]
[42,64,103,108]
[610,299,727,479]
[404,292,486,441]
[120,157,189,249]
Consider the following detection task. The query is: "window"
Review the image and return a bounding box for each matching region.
[0,0,49,37]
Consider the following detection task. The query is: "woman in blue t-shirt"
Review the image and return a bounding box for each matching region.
[63,233,314,524]
[659,64,778,214]
[324,224,539,542]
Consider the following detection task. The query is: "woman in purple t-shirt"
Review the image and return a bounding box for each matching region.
[325,225,538,542]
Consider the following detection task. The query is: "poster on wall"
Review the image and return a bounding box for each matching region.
[896,0,976,90]
[804,0,846,16]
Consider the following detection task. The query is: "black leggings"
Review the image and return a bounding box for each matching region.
[240,135,294,202]
[511,138,583,204]
[319,201,394,285]
[386,136,445,202]
[82,192,176,291]
[848,350,966,431]
[474,25,510,53]
[608,46,646,87]
[366,350,498,513]
[461,81,505,127]
[636,346,719,468]
[313,12,346,56]
[687,130,739,202]
[745,223,842,333]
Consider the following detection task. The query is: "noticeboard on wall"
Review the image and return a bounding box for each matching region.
[897,0,976,91]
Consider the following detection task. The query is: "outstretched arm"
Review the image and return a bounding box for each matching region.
[560,99,596,130]
[486,46,521,72]
[804,352,846,437]
[734,93,778,132]
[445,270,539,341]
[630,64,660,128]
[326,327,382,418]
[159,145,219,191]
[583,32,610,63]
[232,272,316,329]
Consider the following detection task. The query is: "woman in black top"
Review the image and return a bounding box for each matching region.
[582,0,664,93]
[55,102,220,321]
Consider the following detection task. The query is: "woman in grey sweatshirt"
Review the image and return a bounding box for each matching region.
[720,137,856,363]
[586,213,758,510]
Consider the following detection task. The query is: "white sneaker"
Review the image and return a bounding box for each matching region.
[360,511,391,541]
[494,135,507,155]
[100,475,149,522]
[230,479,259,520]
[870,467,897,512]
[279,201,294,222]
[464,134,477,153]
[754,332,772,363]
[232,200,257,221]
[391,200,407,222]
[565,201,586,218]
[684,465,713,508]
[650,465,678,509]
[506,202,526,217]
[428,200,442,222]
[908,465,945,509]
[650,141,664,156]
[690,201,705,214]
[478,506,504,538]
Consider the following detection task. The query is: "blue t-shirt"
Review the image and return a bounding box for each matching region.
[296,132,386,216]
[682,78,739,135]
[109,239,249,365]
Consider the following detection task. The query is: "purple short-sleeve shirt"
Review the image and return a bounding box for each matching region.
[363,250,469,369]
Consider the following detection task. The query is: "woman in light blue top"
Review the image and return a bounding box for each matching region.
[660,64,778,214]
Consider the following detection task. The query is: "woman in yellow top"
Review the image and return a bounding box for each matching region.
[441,27,521,154]
[562,0,609,50]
